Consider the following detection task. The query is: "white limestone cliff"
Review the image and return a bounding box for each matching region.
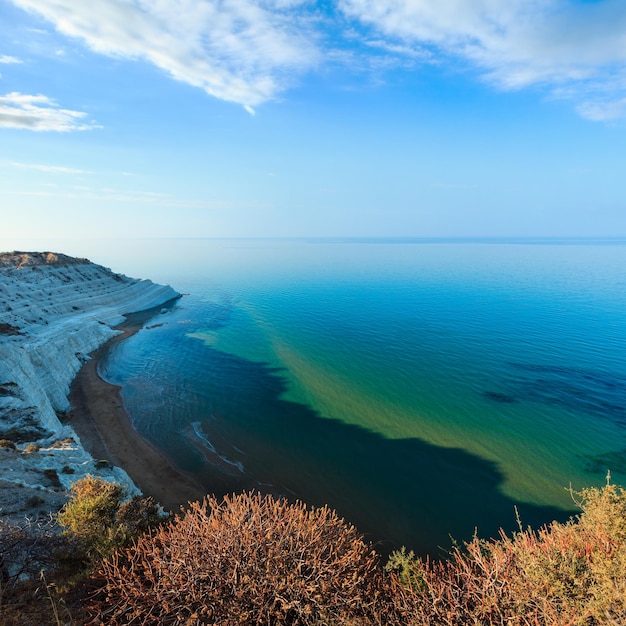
[0,252,180,519]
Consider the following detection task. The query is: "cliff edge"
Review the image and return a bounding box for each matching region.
[0,251,180,520]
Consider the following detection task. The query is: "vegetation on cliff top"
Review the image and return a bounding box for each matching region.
[0,252,90,268]
[1,476,625,625]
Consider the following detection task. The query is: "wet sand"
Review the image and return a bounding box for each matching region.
[68,311,206,514]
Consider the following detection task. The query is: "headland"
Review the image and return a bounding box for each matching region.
[0,251,203,520]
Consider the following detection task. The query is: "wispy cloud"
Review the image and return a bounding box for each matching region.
[338,0,626,120]
[576,98,626,123]
[0,55,23,64]
[4,160,93,174]
[0,92,100,131]
[363,39,432,62]
[8,186,235,209]
[7,1,626,120]
[10,0,320,111]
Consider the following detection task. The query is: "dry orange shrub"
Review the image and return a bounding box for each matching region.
[387,481,626,625]
[88,491,399,625]
[84,481,626,625]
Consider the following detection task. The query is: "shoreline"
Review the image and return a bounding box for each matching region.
[68,311,206,514]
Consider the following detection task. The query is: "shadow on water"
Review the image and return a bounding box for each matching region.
[163,341,574,559]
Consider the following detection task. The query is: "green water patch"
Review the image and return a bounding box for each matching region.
[184,301,624,511]
[191,305,277,365]
[270,333,622,510]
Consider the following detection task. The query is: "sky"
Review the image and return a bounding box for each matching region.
[1,0,626,242]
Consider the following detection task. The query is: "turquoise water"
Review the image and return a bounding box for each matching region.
[98,239,626,556]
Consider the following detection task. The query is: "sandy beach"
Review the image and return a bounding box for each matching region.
[68,312,206,514]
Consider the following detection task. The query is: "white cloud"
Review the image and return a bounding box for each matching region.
[576,98,626,122]
[0,92,99,131]
[7,1,626,119]
[338,0,626,117]
[0,55,23,64]
[10,0,320,110]
[364,39,432,61]
[8,187,233,209]
[4,160,93,174]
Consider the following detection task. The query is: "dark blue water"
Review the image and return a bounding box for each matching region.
[98,239,626,556]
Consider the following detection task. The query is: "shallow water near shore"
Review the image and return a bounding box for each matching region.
[92,238,626,555]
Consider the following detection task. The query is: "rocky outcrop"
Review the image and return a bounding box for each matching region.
[0,251,89,268]
[0,252,179,520]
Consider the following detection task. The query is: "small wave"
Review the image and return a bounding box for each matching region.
[190,421,244,473]
[190,421,217,453]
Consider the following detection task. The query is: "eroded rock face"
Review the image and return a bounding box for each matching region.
[0,252,179,520]
[0,251,89,268]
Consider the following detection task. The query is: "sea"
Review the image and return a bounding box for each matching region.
[48,238,626,555]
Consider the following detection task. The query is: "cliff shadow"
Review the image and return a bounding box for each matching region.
[161,342,575,559]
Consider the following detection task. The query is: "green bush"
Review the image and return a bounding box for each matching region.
[384,546,426,592]
[56,475,162,572]
[0,478,163,625]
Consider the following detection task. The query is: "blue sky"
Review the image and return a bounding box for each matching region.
[1,0,626,241]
